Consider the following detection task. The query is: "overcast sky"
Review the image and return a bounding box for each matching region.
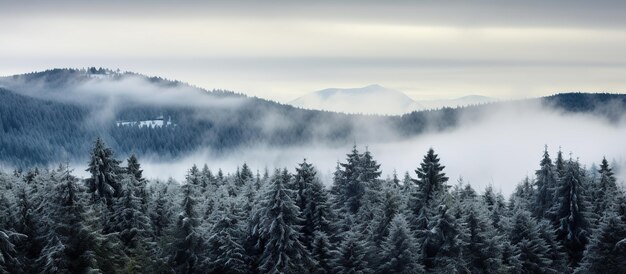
[2,0,626,102]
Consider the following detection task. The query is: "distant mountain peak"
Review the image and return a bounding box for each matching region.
[291,85,419,115]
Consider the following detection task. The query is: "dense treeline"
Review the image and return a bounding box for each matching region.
[2,68,626,167]
[1,138,624,273]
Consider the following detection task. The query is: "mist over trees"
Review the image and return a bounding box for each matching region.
[2,68,626,168]
[1,138,624,273]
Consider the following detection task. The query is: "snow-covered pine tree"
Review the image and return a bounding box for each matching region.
[551,159,592,266]
[38,164,126,273]
[422,198,468,273]
[311,231,334,274]
[108,176,153,254]
[576,193,626,273]
[509,207,553,273]
[257,169,312,274]
[0,229,24,274]
[533,146,558,220]
[11,186,41,272]
[299,162,334,251]
[150,185,172,239]
[368,189,401,252]
[170,175,207,273]
[462,199,503,273]
[206,202,247,274]
[377,214,424,274]
[408,148,449,231]
[85,137,123,205]
[537,220,568,273]
[343,146,365,215]
[126,154,148,209]
[332,230,371,274]
[591,157,618,219]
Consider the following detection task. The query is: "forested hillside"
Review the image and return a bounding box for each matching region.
[1,68,626,168]
[1,139,624,273]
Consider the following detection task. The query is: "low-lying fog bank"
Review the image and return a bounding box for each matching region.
[130,101,626,195]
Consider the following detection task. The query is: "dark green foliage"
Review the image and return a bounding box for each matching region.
[551,160,592,266]
[85,137,123,205]
[508,209,553,273]
[257,169,312,274]
[378,214,424,274]
[408,148,449,231]
[533,146,558,220]
[332,231,371,274]
[576,194,626,273]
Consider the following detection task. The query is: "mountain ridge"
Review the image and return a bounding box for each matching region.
[290,84,497,114]
[1,68,625,167]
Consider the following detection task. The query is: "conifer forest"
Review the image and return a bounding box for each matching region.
[1,137,624,273]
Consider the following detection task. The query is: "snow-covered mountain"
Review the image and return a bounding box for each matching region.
[290,85,496,115]
[290,84,421,115]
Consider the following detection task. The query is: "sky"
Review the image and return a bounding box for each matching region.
[2,0,626,102]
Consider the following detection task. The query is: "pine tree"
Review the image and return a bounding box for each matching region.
[257,169,312,274]
[509,208,553,273]
[85,137,123,205]
[38,165,126,273]
[12,186,41,272]
[332,230,371,274]
[108,176,153,255]
[170,178,206,273]
[300,164,334,251]
[378,214,424,274]
[150,186,172,239]
[342,146,364,215]
[369,189,401,250]
[408,148,449,231]
[576,193,626,273]
[0,229,24,274]
[462,200,503,273]
[551,159,591,266]
[533,146,558,219]
[591,157,618,218]
[311,231,334,274]
[206,203,247,274]
[126,154,148,209]
[422,200,468,273]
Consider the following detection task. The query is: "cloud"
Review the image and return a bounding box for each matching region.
[118,99,626,196]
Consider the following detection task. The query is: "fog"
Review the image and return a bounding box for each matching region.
[133,101,626,196]
[3,72,624,196]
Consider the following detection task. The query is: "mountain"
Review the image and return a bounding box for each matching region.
[291,84,421,115]
[1,68,624,167]
[290,85,496,114]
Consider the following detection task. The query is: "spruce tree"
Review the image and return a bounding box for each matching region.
[408,148,449,231]
[591,157,618,218]
[576,193,626,273]
[551,159,591,266]
[108,176,153,255]
[422,200,468,273]
[332,230,371,274]
[311,231,334,274]
[378,214,424,274]
[170,178,206,273]
[206,203,247,274]
[0,229,24,274]
[300,165,334,251]
[462,200,503,273]
[38,165,126,273]
[534,146,558,219]
[126,154,148,209]
[85,137,123,205]
[508,208,553,273]
[257,169,312,274]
